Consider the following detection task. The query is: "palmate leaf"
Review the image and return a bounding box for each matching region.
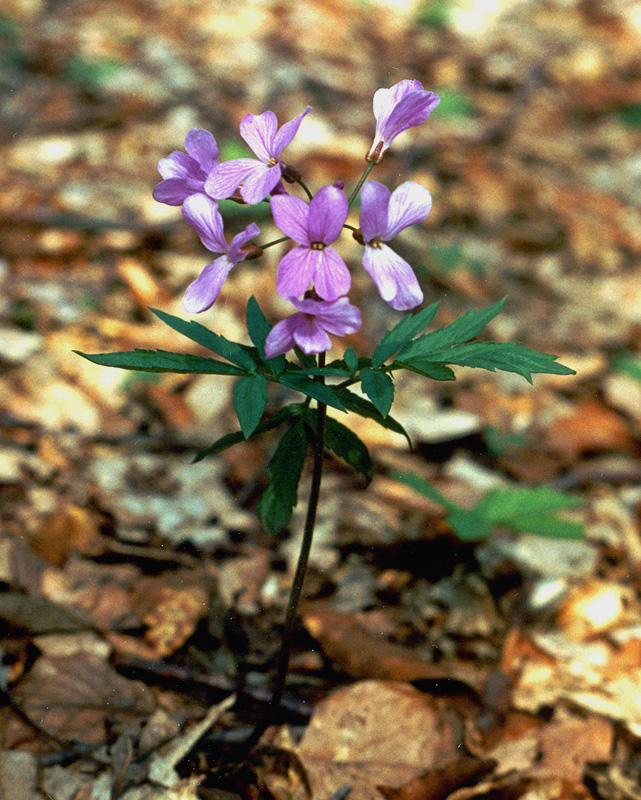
[232,374,268,438]
[398,298,506,362]
[402,341,576,384]
[360,368,394,418]
[305,408,373,484]
[151,308,258,372]
[336,388,411,448]
[192,404,304,463]
[75,349,246,375]
[372,301,440,368]
[257,419,308,535]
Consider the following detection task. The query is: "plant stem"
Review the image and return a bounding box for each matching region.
[347,161,376,208]
[238,353,327,755]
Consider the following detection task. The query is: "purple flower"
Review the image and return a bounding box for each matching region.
[270,185,350,302]
[153,129,219,206]
[181,194,260,313]
[367,80,440,163]
[205,107,311,205]
[265,296,362,357]
[359,181,432,310]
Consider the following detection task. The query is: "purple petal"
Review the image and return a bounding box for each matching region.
[315,297,362,335]
[276,247,316,299]
[290,297,362,336]
[362,244,423,310]
[265,316,299,358]
[384,182,432,240]
[152,178,192,206]
[182,194,228,253]
[240,111,278,162]
[205,159,260,199]
[311,247,351,301]
[372,80,424,126]
[270,195,311,245]
[307,186,348,245]
[379,90,440,145]
[184,129,219,172]
[228,222,261,264]
[239,162,282,204]
[157,151,197,181]
[359,181,391,241]
[182,255,234,313]
[292,315,332,354]
[272,106,312,158]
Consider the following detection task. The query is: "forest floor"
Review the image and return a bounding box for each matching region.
[2,0,641,798]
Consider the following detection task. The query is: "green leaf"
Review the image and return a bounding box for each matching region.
[233,374,268,438]
[372,302,440,368]
[336,388,411,448]
[403,341,576,384]
[75,349,246,375]
[343,347,358,374]
[192,404,304,462]
[395,360,456,381]
[246,296,286,374]
[258,420,307,534]
[279,373,346,411]
[360,368,394,418]
[294,367,352,377]
[306,409,373,484]
[395,474,584,542]
[151,308,257,372]
[398,299,506,362]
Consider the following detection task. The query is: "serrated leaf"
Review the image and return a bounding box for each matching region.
[360,368,394,418]
[279,373,346,411]
[336,389,411,448]
[192,404,304,462]
[372,302,440,368]
[403,341,576,384]
[232,374,268,438]
[343,347,358,374]
[246,296,287,374]
[395,360,456,381]
[151,308,257,371]
[75,349,246,375]
[306,409,373,483]
[258,420,307,534]
[398,299,506,362]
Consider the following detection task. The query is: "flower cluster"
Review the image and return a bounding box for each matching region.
[154,81,439,355]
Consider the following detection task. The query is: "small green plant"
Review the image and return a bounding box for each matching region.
[396,472,584,541]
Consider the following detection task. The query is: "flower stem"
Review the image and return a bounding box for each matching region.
[260,235,290,249]
[238,353,327,755]
[347,161,376,208]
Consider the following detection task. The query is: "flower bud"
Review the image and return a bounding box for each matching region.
[352,228,365,246]
[281,163,302,184]
[229,189,247,205]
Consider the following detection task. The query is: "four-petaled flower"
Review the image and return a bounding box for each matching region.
[181,194,260,313]
[206,107,311,205]
[367,80,440,163]
[265,295,362,357]
[153,129,219,206]
[271,185,350,302]
[359,180,432,310]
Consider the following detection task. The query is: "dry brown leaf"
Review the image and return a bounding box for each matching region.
[296,681,463,800]
[378,757,497,800]
[143,584,209,657]
[12,654,155,744]
[545,399,633,460]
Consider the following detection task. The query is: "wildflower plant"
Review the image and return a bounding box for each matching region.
[77,81,575,750]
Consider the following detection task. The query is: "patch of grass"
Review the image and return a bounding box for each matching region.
[62,55,128,89]
[617,104,641,128]
[427,243,485,276]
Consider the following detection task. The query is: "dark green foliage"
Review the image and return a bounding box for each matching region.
[360,368,394,418]
[258,420,308,534]
[233,374,268,437]
[75,349,246,375]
